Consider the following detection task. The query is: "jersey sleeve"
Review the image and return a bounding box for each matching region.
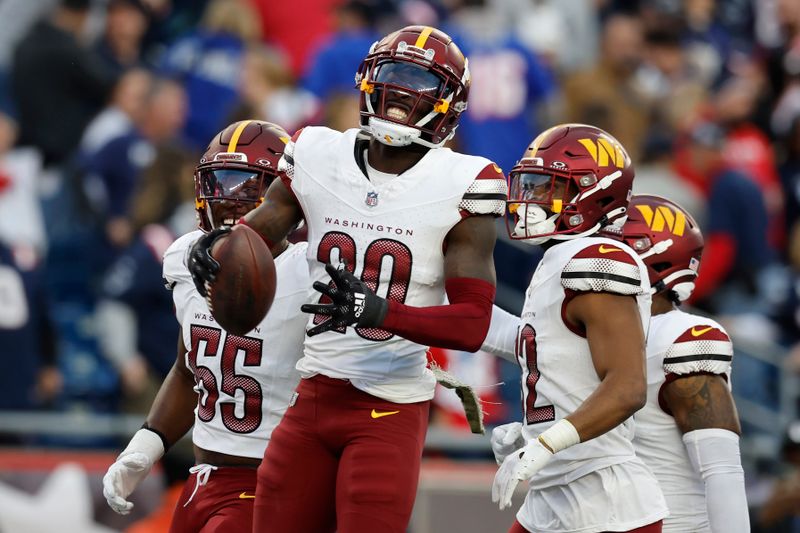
[162,232,197,289]
[560,242,643,295]
[663,324,733,376]
[277,128,303,187]
[458,163,508,217]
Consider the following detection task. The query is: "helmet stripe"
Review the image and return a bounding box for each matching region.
[228,120,252,152]
[414,26,434,48]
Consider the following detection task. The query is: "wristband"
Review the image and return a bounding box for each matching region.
[538,419,580,454]
[118,428,166,463]
[141,422,171,452]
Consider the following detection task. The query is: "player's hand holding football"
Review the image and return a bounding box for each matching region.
[492,437,553,510]
[187,226,232,297]
[301,263,389,336]
[491,422,525,465]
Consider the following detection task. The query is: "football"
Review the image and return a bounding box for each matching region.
[207,224,276,336]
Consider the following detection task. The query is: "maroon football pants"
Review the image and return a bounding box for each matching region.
[253,374,430,533]
[169,466,257,533]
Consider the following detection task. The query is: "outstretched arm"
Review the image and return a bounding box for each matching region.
[189,178,302,295]
[663,374,748,533]
[379,215,497,351]
[240,176,304,248]
[303,215,498,351]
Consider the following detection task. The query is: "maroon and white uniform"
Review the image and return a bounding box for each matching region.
[162,231,309,530]
[514,237,668,533]
[634,310,734,533]
[164,232,309,457]
[255,125,506,533]
[284,126,505,402]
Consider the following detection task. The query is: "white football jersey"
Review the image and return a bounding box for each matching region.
[281,126,506,403]
[163,231,309,459]
[633,309,734,533]
[517,237,652,487]
[514,237,668,531]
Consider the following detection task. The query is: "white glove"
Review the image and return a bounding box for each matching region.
[102,429,165,515]
[491,422,525,465]
[491,438,553,510]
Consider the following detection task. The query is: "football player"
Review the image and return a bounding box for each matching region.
[482,124,668,532]
[622,194,748,532]
[102,121,310,532]
[188,25,506,532]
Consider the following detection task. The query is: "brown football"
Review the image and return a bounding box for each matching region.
[208,224,276,336]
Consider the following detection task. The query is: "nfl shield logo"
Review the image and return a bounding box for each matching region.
[365,191,379,207]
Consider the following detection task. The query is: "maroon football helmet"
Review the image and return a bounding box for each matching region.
[622,194,704,301]
[355,25,470,148]
[195,120,289,232]
[506,124,635,244]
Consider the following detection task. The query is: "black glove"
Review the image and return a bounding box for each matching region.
[300,263,389,337]
[188,226,232,297]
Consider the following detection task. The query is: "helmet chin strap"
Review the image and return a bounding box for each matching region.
[639,238,673,260]
[657,269,698,301]
[549,205,628,242]
[576,170,623,199]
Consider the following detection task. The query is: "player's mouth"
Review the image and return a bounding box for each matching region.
[386,105,409,122]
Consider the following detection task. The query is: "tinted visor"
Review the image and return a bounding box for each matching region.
[510,172,554,202]
[374,61,445,96]
[198,169,264,201]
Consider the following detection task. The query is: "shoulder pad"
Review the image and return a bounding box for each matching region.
[459,163,507,217]
[277,128,303,180]
[561,242,642,295]
[162,231,199,289]
[663,324,733,375]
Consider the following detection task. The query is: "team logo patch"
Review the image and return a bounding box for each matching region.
[371,409,400,419]
[598,245,622,254]
[365,191,379,207]
[691,326,713,337]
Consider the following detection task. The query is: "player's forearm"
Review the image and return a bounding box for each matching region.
[240,179,302,247]
[144,363,197,448]
[683,429,750,532]
[380,277,495,352]
[565,373,646,442]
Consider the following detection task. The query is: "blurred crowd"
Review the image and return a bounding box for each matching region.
[1,0,800,527]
